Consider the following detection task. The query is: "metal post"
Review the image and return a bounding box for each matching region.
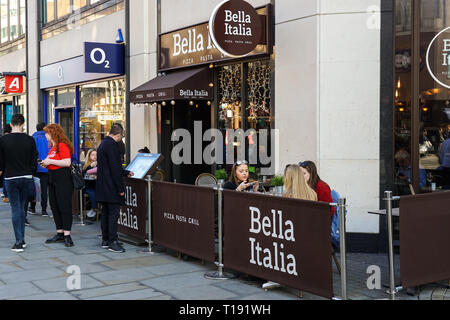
[337,198,348,300]
[75,165,91,226]
[385,191,398,300]
[205,183,234,280]
[139,175,155,254]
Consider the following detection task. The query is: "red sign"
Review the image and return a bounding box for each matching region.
[4,75,24,94]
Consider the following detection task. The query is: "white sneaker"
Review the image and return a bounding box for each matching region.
[87,210,96,218]
[262,281,281,290]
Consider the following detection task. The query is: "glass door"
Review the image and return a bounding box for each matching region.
[56,109,74,145]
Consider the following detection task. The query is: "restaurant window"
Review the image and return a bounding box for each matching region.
[79,79,126,162]
[216,59,273,177]
[394,0,450,194]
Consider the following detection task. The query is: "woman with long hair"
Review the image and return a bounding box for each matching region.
[299,161,335,217]
[41,124,75,247]
[223,160,259,192]
[283,165,317,201]
[83,149,98,219]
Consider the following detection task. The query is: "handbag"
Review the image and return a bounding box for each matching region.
[71,163,85,190]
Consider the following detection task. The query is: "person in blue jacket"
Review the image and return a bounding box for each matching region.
[31,123,51,216]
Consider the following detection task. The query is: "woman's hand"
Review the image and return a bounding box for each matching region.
[236,181,251,192]
[41,158,52,168]
[91,161,98,168]
[252,181,260,192]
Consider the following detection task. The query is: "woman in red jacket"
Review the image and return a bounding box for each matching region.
[299,161,335,217]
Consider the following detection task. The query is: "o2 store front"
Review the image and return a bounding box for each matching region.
[40,42,126,162]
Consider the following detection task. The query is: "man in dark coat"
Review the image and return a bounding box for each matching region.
[96,123,133,253]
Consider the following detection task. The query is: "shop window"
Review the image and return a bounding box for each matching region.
[45,0,55,23]
[79,79,126,162]
[8,0,18,40]
[0,0,26,53]
[0,0,8,44]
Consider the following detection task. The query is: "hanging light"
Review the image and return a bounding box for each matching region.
[171,100,176,106]
[397,78,401,89]
[162,101,167,106]
[207,101,211,106]
[189,101,194,106]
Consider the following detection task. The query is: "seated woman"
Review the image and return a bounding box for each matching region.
[83,149,98,219]
[223,160,259,192]
[299,161,335,217]
[263,164,317,289]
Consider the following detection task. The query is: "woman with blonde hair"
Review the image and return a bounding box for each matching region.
[283,164,317,201]
[83,149,98,219]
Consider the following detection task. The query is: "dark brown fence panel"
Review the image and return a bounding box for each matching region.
[152,181,216,263]
[223,190,333,299]
[118,178,148,243]
[400,191,450,288]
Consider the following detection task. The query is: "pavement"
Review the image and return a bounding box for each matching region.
[0,200,449,301]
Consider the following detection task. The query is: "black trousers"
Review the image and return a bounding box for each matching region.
[49,168,74,231]
[100,202,120,243]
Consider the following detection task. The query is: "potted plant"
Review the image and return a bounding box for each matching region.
[215,169,228,184]
[270,175,284,195]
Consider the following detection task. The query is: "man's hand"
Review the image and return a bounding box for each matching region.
[128,172,134,178]
[119,192,125,196]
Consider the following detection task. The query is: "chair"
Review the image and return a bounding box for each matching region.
[195,173,217,186]
[151,168,166,182]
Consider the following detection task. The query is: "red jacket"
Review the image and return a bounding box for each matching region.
[316,180,335,217]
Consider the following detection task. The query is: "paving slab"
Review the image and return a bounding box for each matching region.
[13,258,67,270]
[0,267,67,285]
[100,255,180,270]
[71,282,150,300]
[56,253,112,265]
[165,284,238,300]
[12,292,79,300]
[88,288,164,300]
[33,274,105,293]
[90,267,157,285]
[0,282,44,299]
[141,271,229,291]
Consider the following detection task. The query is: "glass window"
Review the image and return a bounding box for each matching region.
[9,0,18,40]
[73,0,87,11]
[19,0,25,35]
[80,79,126,161]
[419,0,450,192]
[46,0,55,23]
[57,0,71,19]
[1,0,8,43]
[57,87,76,107]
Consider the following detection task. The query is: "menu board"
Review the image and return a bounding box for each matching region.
[126,153,164,180]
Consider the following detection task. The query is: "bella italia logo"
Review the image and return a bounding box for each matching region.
[209,0,262,58]
[427,26,450,89]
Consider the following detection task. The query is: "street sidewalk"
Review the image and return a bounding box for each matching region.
[0,201,447,300]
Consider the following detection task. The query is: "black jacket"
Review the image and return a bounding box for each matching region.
[96,136,128,204]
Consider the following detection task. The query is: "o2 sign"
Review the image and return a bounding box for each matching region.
[84,42,124,75]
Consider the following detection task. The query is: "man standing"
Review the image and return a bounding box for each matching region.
[440,133,450,187]
[31,123,51,216]
[96,123,133,253]
[0,115,38,252]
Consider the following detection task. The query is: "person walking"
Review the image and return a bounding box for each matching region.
[41,124,75,247]
[0,114,38,252]
[96,123,133,253]
[1,124,12,203]
[32,123,51,217]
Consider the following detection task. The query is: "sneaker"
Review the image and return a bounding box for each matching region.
[21,241,27,249]
[262,281,282,290]
[11,243,24,253]
[87,209,96,218]
[108,241,125,253]
[25,219,31,227]
[3,197,9,203]
[28,208,37,215]
[101,240,109,249]
[64,235,74,248]
[41,211,49,217]
[46,234,65,244]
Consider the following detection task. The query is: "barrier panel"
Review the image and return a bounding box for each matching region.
[152,181,216,263]
[400,191,450,288]
[222,190,334,299]
[118,177,148,243]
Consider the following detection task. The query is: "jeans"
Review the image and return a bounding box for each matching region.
[84,188,97,209]
[5,178,31,244]
[101,203,120,243]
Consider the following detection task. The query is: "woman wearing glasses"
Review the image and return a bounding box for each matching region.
[223,161,259,192]
[299,161,335,217]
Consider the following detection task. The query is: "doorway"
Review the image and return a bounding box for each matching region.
[56,108,75,145]
[160,100,212,184]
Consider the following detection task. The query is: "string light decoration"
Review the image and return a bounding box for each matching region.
[218,65,242,123]
[247,61,271,122]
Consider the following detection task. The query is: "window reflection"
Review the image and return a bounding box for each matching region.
[57,0,71,19]
[80,79,126,162]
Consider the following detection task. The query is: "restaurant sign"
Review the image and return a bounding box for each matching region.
[209,0,263,58]
[158,5,271,71]
[426,26,450,89]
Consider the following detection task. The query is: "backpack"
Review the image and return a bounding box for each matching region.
[331,190,346,249]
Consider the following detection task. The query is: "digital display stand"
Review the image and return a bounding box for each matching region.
[126,153,164,180]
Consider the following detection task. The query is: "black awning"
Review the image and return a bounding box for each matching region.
[130,67,213,103]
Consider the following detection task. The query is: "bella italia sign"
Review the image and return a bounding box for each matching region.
[158,2,271,71]
[209,0,263,57]
[427,26,450,89]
